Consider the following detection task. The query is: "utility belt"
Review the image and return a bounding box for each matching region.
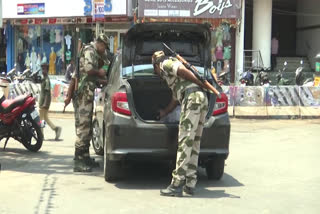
[182,87,203,101]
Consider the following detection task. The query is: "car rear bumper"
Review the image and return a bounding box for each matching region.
[105,113,230,161]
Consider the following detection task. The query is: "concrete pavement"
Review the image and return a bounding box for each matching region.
[0,118,319,214]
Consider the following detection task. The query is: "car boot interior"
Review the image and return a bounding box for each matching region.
[127,77,173,121]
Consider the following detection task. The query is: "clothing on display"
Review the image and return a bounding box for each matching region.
[215,27,223,47]
[49,48,56,75]
[222,24,231,41]
[65,34,72,50]
[50,29,55,43]
[17,38,23,54]
[55,29,62,43]
[36,54,41,73]
[66,50,71,62]
[215,46,224,60]
[36,26,41,37]
[28,28,34,40]
[223,46,231,60]
[31,48,37,72]
[25,53,31,68]
[42,53,47,64]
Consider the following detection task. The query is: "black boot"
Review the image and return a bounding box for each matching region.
[183,186,194,196]
[83,156,100,168]
[160,184,183,197]
[83,148,99,168]
[73,148,92,172]
[73,158,92,172]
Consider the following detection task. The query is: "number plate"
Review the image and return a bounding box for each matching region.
[30,110,39,120]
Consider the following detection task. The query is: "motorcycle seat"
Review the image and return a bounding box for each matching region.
[0,95,30,114]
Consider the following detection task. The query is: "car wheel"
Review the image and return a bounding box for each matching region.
[103,143,120,182]
[205,157,225,180]
[92,119,104,156]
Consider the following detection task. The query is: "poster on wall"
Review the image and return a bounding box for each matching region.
[17,3,45,15]
[138,0,241,19]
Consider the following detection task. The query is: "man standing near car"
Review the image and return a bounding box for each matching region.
[71,34,110,172]
[152,51,208,197]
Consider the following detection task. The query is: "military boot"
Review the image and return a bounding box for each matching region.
[83,156,100,168]
[73,158,92,172]
[73,148,92,172]
[183,185,194,196]
[160,184,183,197]
[83,149,100,168]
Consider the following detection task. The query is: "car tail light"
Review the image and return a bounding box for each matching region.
[213,93,228,116]
[111,92,132,116]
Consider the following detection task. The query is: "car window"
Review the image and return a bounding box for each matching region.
[108,55,121,83]
[122,64,205,78]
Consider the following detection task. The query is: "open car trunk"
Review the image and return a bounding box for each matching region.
[127,77,175,122]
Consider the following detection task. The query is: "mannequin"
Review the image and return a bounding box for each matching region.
[31,47,37,72]
[25,52,30,69]
[36,53,41,74]
[42,53,47,64]
[49,47,56,75]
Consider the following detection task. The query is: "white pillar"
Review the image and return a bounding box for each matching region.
[252,0,272,68]
[235,0,246,85]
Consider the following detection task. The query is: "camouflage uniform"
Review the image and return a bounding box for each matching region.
[73,41,109,162]
[160,57,208,189]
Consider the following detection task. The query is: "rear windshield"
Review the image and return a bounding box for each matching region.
[122,64,206,78]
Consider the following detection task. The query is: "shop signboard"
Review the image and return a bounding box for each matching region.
[2,0,130,18]
[17,3,45,15]
[138,0,241,19]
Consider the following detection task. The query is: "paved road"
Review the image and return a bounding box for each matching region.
[0,118,319,214]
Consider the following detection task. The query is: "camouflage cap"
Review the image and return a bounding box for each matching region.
[152,51,165,65]
[97,33,109,47]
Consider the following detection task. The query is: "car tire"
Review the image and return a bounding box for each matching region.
[92,119,104,156]
[104,158,120,182]
[103,143,120,182]
[205,157,225,180]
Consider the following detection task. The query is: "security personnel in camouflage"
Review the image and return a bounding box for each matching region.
[152,51,208,197]
[73,34,110,172]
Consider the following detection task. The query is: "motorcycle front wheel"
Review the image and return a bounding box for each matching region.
[21,116,43,152]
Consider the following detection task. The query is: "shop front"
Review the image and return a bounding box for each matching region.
[137,0,241,84]
[2,0,134,75]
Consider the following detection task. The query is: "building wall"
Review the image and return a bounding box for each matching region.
[296,0,320,69]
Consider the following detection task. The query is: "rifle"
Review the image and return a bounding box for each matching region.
[63,50,81,113]
[163,43,221,98]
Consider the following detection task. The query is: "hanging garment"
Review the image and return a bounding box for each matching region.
[55,29,62,43]
[50,29,55,43]
[66,50,71,62]
[28,28,34,40]
[215,28,223,47]
[49,51,57,75]
[215,45,224,60]
[223,46,231,60]
[64,34,72,50]
[222,24,231,41]
[25,54,30,68]
[31,50,37,72]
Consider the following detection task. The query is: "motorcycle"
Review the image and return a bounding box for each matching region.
[217,70,230,86]
[276,61,291,85]
[239,69,254,86]
[254,67,271,86]
[0,91,43,152]
[295,60,314,86]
